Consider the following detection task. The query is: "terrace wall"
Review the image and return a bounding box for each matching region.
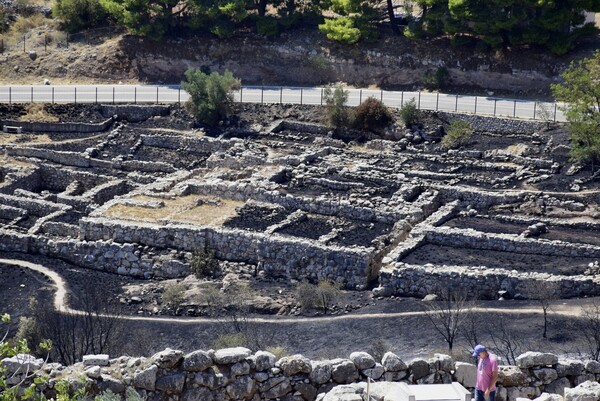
[0,118,114,133]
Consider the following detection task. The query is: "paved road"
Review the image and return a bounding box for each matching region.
[0,85,566,122]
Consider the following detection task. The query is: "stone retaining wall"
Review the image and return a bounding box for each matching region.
[2,349,598,401]
[100,105,171,122]
[0,118,114,133]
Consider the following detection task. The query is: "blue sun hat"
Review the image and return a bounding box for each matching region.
[472,344,486,357]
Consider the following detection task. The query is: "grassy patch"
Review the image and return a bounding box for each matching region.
[18,104,60,122]
[104,195,244,226]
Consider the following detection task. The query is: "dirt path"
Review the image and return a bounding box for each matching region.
[0,258,588,324]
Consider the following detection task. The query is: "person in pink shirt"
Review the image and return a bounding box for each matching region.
[473,344,498,401]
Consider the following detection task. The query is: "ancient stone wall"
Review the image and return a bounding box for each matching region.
[3,348,599,401]
[0,118,114,133]
[100,105,171,122]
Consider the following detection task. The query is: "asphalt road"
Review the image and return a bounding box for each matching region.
[0,85,566,122]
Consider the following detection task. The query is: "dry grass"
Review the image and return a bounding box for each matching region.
[18,104,60,122]
[9,14,55,35]
[104,195,244,226]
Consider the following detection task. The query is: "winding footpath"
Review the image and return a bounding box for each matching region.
[0,258,590,324]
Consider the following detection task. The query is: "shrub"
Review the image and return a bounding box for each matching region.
[441,120,474,149]
[423,67,449,90]
[212,333,248,349]
[265,346,288,360]
[162,283,186,308]
[182,68,240,126]
[399,98,420,127]
[317,280,341,311]
[323,84,352,130]
[191,247,220,279]
[318,17,361,44]
[295,279,342,313]
[53,0,107,32]
[353,97,393,132]
[295,281,319,311]
[256,17,278,38]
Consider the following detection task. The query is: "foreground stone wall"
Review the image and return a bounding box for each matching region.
[3,349,599,401]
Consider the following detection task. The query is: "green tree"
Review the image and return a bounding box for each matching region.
[53,0,107,32]
[323,84,353,130]
[552,51,600,173]
[181,68,240,126]
[353,97,393,131]
[318,0,379,44]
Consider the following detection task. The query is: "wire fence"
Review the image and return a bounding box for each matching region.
[0,84,567,122]
[0,27,121,55]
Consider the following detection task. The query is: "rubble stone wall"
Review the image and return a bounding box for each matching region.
[3,349,599,401]
[0,118,114,133]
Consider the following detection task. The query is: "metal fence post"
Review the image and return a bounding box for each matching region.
[320,88,323,106]
[74,87,77,104]
[178,88,181,105]
[1,39,3,54]
[112,87,115,105]
[44,34,47,54]
[8,87,11,104]
[418,92,421,109]
[533,102,537,120]
[156,87,159,104]
[261,87,264,104]
[436,93,439,111]
[66,34,69,49]
[52,87,54,104]
[240,87,243,103]
[494,99,497,116]
[23,34,25,53]
[380,90,383,102]
[134,87,137,104]
[513,100,516,117]
[554,103,557,122]
[30,86,33,103]
[300,88,303,105]
[359,89,362,104]
[95,87,98,104]
[474,96,478,114]
[279,87,282,104]
[455,95,458,112]
[401,91,404,107]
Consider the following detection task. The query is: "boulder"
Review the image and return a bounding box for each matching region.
[499,366,529,387]
[545,377,571,396]
[225,375,256,400]
[231,361,251,377]
[277,354,312,375]
[1,354,44,374]
[557,359,585,377]
[260,376,292,399]
[320,383,365,401]
[85,366,101,379]
[574,374,597,386]
[294,382,318,401]
[98,374,125,394]
[382,352,407,372]
[151,348,184,369]
[564,380,600,401]
[310,360,333,385]
[183,350,213,372]
[516,352,558,369]
[507,386,540,400]
[83,354,110,367]
[181,387,214,401]
[252,351,276,372]
[585,360,600,374]
[533,393,564,401]
[384,371,409,381]
[213,347,252,365]
[133,365,158,391]
[428,354,454,373]
[191,371,227,390]
[363,363,385,380]
[349,352,376,370]
[454,362,477,388]
[155,373,186,394]
[331,359,359,384]
[409,358,430,381]
[533,368,558,384]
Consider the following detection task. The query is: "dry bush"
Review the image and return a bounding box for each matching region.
[162,282,186,308]
[441,120,473,149]
[353,97,393,132]
[10,14,50,35]
[19,104,60,122]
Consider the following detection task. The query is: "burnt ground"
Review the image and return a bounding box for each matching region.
[0,252,596,363]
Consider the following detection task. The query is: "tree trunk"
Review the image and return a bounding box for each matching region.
[387,0,400,34]
[256,0,268,17]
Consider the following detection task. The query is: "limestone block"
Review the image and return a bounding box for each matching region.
[533,393,564,401]
[225,375,256,400]
[252,351,276,372]
[260,376,292,399]
[181,387,214,401]
[533,368,559,384]
[564,380,600,401]
[294,382,318,401]
[382,352,407,372]
[98,374,125,394]
[428,353,454,373]
[409,358,431,380]
[331,359,359,384]
[585,360,600,374]
[277,354,312,376]
[231,361,251,377]
[213,347,252,365]
[557,359,585,377]
[574,374,596,386]
[349,352,376,370]
[85,366,101,379]
[383,370,408,381]
[155,373,186,394]
[499,366,529,387]
[363,363,385,380]
[133,365,157,391]
[455,362,477,388]
[507,386,540,401]
[320,383,365,401]
[151,348,184,369]
[192,371,227,390]
[183,350,213,372]
[545,377,571,397]
[83,354,110,367]
[1,354,44,374]
[516,352,558,369]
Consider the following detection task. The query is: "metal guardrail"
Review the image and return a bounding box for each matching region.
[0,85,566,122]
